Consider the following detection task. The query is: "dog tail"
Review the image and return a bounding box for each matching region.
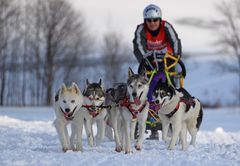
[196,102,203,130]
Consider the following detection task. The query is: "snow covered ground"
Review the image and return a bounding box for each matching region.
[0,106,239,166]
[0,55,239,165]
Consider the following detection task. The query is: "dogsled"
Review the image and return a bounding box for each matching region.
[107,51,187,140]
[139,51,187,139]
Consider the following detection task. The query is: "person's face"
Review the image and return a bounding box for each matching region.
[145,18,160,31]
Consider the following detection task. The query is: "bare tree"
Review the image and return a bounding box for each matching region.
[214,0,240,104]
[177,0,240,105]
[0,0,92,106]
[25,0,91,105]
[100,32,131,87]
[0,0,20,105]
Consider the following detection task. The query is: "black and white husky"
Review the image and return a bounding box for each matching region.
[153,84,203,150]
[82,79,108,146]
[120,68,149,153]
[53,82,84,152]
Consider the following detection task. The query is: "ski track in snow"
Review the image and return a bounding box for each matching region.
[0,107,240,166]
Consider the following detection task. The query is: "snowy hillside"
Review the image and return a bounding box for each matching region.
[71,54,239,107]
[184,55,239,106]
[0,107,239,166]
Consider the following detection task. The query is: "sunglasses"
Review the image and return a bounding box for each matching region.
[146,18,159,23]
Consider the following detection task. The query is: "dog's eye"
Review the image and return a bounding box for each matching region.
[63,100,67,103]
[71,100,75,103]
[153,91,158,98]
[160,91,166,97]
[138,84,142,88]
[129,85,133,88]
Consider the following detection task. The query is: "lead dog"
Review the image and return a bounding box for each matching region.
[53,82,84,152]
[153,83,203,150]
[82,79,108,146]
[120,68,149,153]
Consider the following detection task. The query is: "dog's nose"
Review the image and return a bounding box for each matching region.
[65,108,70,113]
[132,92,137,98]
[155,100,159,104]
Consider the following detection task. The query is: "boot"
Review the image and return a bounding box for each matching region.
[147,130,159,140]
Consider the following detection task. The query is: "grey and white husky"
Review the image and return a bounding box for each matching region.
[105,83,127,152]
[82,79,108,146]
[120,68,150,153]
[53,82,84,152]
[153,84,203,150]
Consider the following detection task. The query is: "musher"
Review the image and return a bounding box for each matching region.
[132,4,182,140]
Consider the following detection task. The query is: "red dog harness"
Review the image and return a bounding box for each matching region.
[120,97,147,119]
[165,97,195,118]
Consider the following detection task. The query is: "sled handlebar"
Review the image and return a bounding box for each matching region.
[139,52,187,79]
[178,58,186,78]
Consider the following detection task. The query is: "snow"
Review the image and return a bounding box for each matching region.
[184,55,239,106]
[0,106,240,166]
[0,55,239,165]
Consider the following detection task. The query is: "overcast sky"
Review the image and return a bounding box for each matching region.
[70,0,221,54]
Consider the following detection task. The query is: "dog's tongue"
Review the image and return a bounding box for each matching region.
[134,98,141,105]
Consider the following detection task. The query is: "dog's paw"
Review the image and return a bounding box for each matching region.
[163,136,171,143]
[167,145,175,150]
[72,148,81,152]
[73,147,83,152]
[75,143,83,151]
[88,136,94,147]
[135,145,142,151]
[115,146,122,152]
[181,145,188,151]
[62,147,70,152]
[125,150,131,154]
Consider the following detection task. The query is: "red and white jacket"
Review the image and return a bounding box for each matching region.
[133,20,182,63]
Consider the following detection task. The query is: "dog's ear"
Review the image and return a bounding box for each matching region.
[139,66,146,77]
[141,66,149,85]
[71,82,81,94]
[86,79,90,86]
[168,85,176,95]
[106,88,114,94]
[128,67,134,78]
[60,83,67,94]
[100,79,105,91]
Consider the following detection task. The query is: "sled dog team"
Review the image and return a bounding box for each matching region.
[54,68,203,153]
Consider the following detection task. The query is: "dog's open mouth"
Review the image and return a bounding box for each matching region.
[60,106,77,120]
[157,99,166,112]
[150,99,166,112]
[133,97,141,105]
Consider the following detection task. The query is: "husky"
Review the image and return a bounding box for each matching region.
[53,82,84,152]
[105,83,127,152]
[153,83,203,150]
[82,79,108,146]
[120,68,149,153]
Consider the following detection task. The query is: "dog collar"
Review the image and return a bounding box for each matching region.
[82,104,109,118]
[165,97,195,118]
[60,106,78,121]
[165,102,180,118]
[120,97,147,119]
